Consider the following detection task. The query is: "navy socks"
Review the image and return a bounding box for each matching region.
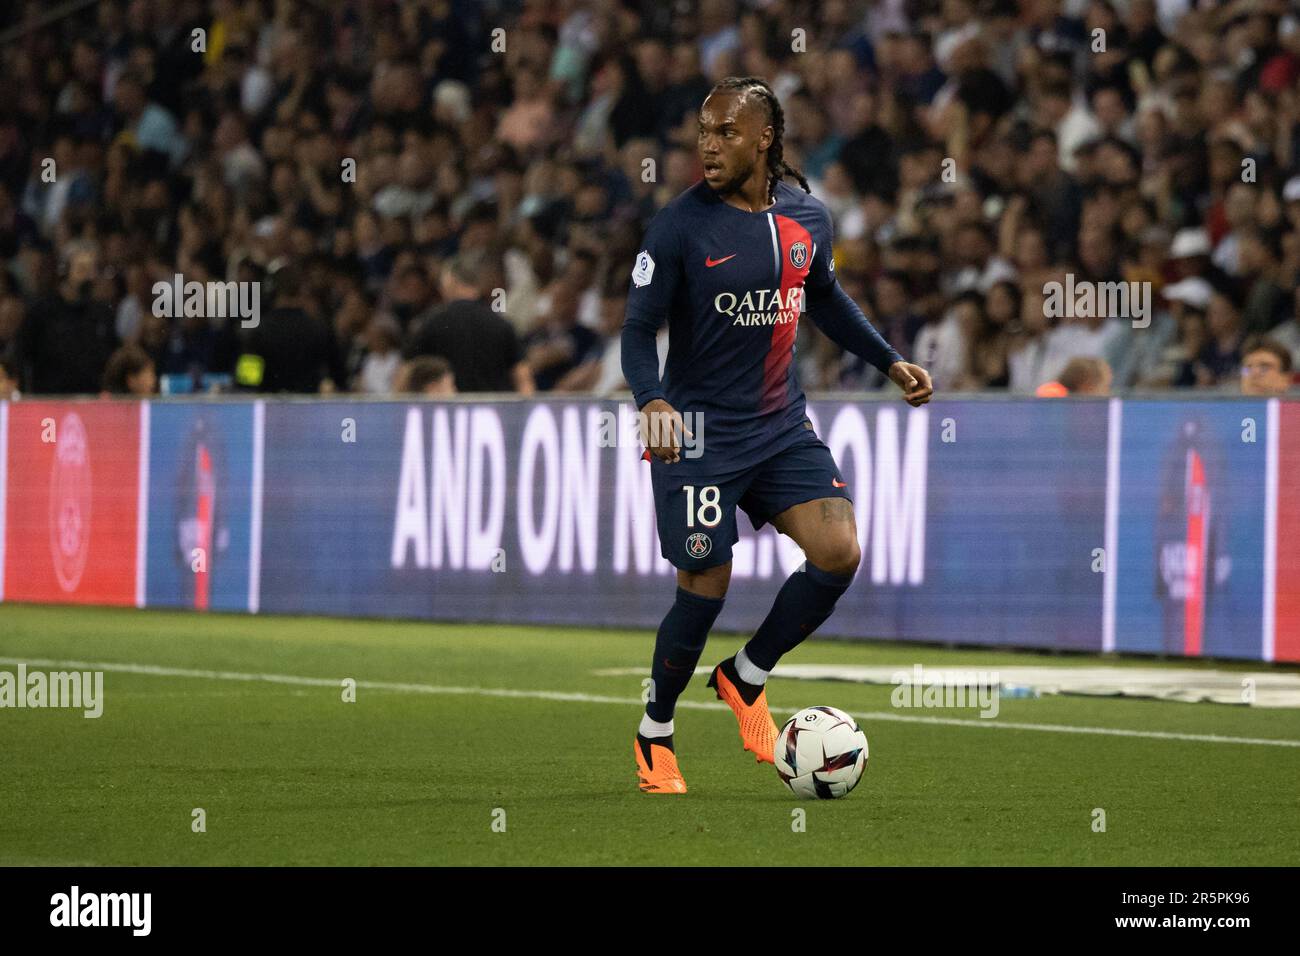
[742,563,854,672]
[644,586,725,722]
[645,564,851,722]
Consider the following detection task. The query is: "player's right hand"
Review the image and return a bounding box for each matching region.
[888,362,934,407]
[638,398,692,464]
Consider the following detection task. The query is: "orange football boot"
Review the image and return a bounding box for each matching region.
[707,657,777,764]
[634,734,687,794]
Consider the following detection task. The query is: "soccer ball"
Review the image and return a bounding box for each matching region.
[774,706,868,799]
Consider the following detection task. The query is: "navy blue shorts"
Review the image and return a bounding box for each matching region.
[650,427,851,570]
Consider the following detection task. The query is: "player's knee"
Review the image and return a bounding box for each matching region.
[816,536,860,578]
[678,562,731,599]
[699,568,730,598]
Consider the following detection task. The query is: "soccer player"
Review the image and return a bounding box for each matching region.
[623,76,933,794]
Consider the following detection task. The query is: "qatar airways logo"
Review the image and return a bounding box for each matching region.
[716,287,804,326]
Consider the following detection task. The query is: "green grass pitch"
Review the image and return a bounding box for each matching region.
[1,603,1298,866]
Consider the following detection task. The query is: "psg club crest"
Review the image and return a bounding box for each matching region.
[789,241,808,269]
[686,532,712,559]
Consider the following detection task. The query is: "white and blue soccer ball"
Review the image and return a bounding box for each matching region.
[774,705,868,799]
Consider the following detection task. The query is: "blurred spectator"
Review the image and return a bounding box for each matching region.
[913,292,974,391]
[962,285,1012,389]
[841,270,926,388]
[1008,290,1051,393]
[556,269,668,394]
[213,111,264,198]
[1268,286,1300,369]
[0,285,25,365]
[1038,309,1125,388]
[1168,228,1215,280]
[406,250,532,393]
[0,357,19,400]
[23,135,96,235]
[243,262,343,393]
[356,316,402,394]
[1058,356,1114,396]
[101,344,156,396]
[1238,227,1290,336]
[386,264,436,332]
[1192,289,1246,387]
[1118,276,1207,388]
[1164,303,1211,388]
[524,283,601,390]
[111,71,185,168]
[1239,337,1293,397]
[395,355,456,396]
[18,243,117,393]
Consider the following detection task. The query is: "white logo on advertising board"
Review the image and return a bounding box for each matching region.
[49,413,92,593]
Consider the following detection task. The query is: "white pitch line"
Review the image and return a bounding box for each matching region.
[3,656,1299,749]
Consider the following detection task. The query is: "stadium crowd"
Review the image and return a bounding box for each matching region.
[0,0,1298,400]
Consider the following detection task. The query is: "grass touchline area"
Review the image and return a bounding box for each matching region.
[2,604,1298,866]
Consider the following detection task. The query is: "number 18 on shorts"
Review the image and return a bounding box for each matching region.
[649,432,852,572]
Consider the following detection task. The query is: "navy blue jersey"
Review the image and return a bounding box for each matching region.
[623,179,903,476]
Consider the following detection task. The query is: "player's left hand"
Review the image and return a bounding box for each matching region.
[888,362,933,407]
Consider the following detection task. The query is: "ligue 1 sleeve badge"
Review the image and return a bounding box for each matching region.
[686,531,712,559]
[632,250,655,287]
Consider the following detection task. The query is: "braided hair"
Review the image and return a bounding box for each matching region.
[707,76,811,202]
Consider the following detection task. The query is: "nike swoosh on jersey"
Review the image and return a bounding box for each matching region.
[705,254,737,267]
